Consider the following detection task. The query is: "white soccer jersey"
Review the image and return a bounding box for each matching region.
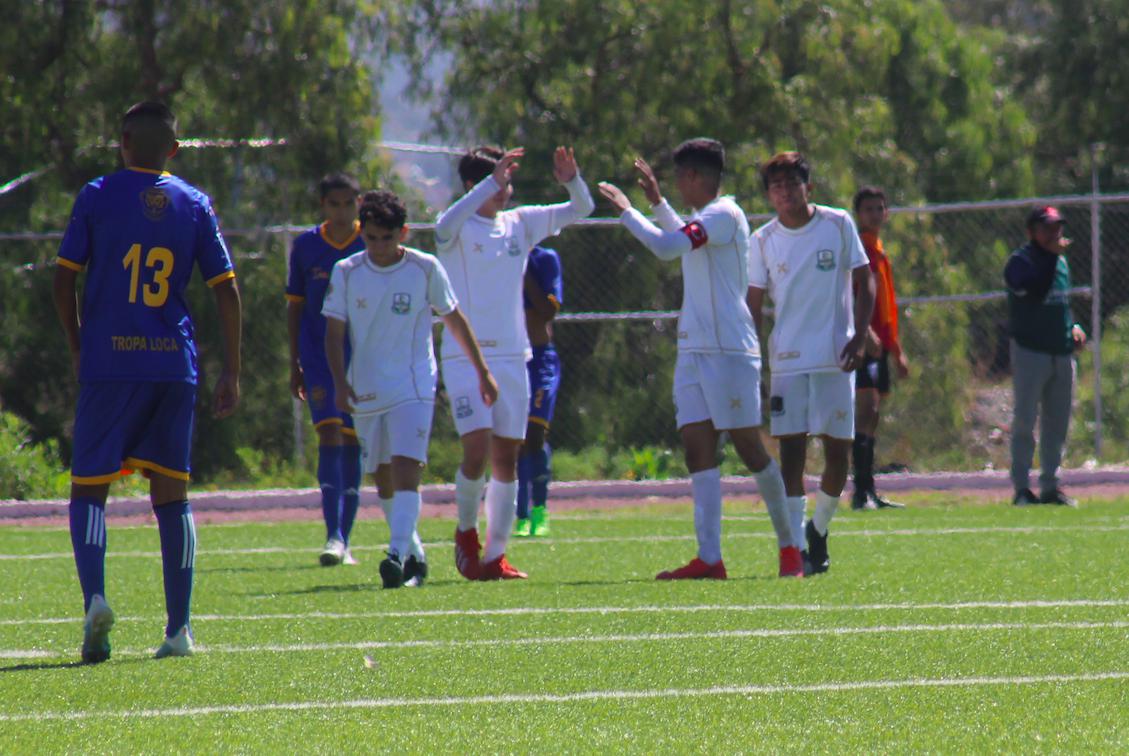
[434,173,594,363]
[621,195,759,355]
[748,204,869,375]
[322,247,457,415]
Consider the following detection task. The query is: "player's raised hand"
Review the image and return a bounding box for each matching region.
[334,380,358,415]
[634,158,662,206]
[598,182,633,214]
[492,148,524,189]
[212,371,241,419]
[552,146,579,184]
[479,371,500,408]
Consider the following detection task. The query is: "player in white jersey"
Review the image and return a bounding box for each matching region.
[435,145,594,581]
[747,152,875,576]
[597,138,798,580]
[323,191,497,588]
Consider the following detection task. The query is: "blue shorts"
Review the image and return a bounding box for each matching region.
[71,381,197,484]
[302,357,355,436]
[527,345,561,429]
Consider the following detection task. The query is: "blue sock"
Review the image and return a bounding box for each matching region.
[155,500,196,637]
[69,497,107,612]
[516,453,533,519]
[318,445,343,541]
[340,443,362,545]
[531,444,552,508]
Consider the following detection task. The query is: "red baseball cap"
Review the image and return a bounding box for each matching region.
[1027,205,1065,228]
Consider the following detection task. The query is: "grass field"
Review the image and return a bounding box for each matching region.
[1,493,1127,753]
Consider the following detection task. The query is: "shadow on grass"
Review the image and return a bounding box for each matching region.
[0,656,149,673]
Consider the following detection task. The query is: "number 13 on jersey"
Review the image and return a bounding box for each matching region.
[123,243,173,306]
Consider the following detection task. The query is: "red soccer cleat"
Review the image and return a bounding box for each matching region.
[778,546,804,578]
[656,557,727,580]
[454,527,483,581]
[479,554,528,580]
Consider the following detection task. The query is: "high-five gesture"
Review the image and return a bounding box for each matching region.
[597,182,632,215]
[491,147,524,190]
[552,146,579,184]
[634,158,663,206]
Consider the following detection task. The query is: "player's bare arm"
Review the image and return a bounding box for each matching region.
[211,277,242,419]
[746,286,766,339]
[324,316,357,414]
[441,308,500,407]
[52,264,82,380]
[286,300,306,401]
[840,265,876,372]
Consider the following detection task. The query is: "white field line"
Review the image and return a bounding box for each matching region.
[5,522,1129,561]
[69,620,1129,657]
[1,671,1127,722]
[7,598,1129,628]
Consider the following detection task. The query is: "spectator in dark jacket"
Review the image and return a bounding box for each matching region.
[1004,206,1087,506]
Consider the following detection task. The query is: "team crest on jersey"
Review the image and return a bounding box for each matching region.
[312,266,330,281]
[454,396,474,419]
[815,249,836,271]
[310,385,327,409]
[391,293,411,314]
[506,237,522,257]
[140,187,171,221]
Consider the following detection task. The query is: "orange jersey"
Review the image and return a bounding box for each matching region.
[860,231,901,355]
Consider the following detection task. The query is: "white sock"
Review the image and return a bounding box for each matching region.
[691,467,723,565]
[812,489,839,536]
[753,459,791,548]
[389,490,421,558]
[787,496,807,550]
[483,479,518,562]
[455,468,485,532]
[380,495,425,560]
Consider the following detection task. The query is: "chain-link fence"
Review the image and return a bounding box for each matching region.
[3,193,1129,485]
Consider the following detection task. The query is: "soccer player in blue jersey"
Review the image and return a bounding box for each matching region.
[53,102,242,662]
[286,174,369,566]
[513,245,562,538]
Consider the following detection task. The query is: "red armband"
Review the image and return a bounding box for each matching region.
[680,221,709,250]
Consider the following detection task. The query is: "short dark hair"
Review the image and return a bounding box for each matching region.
[358,190,407,230]
[458,146,504,186]
[672,138,725,181]
[853,186,887,212]
[760,152,811,191]
[121,101,177,162]
[319,172,360,199]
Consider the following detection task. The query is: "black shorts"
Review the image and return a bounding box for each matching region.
[856,351,891,394]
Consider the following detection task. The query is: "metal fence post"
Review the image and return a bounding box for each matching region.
[280,228,305,467]
[1090,144,1103,459]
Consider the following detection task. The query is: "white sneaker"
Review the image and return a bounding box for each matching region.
[319,537,346,566]
[155,625,194,659]
[81,594,115,664]
[342,547,359,566]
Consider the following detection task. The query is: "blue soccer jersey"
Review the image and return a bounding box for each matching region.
[286,221,365,371]
[56,167,235,384]
[524,245,562,311]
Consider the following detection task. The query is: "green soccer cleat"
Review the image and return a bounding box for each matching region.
[513,517,532,537]
[81,594,115,664]
[529,505,550,537]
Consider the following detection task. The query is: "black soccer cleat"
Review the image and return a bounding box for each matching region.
[1012,488,1039,506]
[402,554,429,587]
[379,553,405,589]
[804,520,830,574]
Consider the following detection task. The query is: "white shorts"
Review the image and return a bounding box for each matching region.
[354,401,435,474]
[441,356,529,440]
[769,371,855,440]
[673,352,763,430]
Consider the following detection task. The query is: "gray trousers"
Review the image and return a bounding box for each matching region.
[1010,340,1075,493]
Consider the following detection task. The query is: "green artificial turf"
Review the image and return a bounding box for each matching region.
[1,493,1127,753]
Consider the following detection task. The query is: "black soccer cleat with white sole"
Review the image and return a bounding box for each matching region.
[379,553,405,589]
[804,520,830,574]
[403,554,428,587]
